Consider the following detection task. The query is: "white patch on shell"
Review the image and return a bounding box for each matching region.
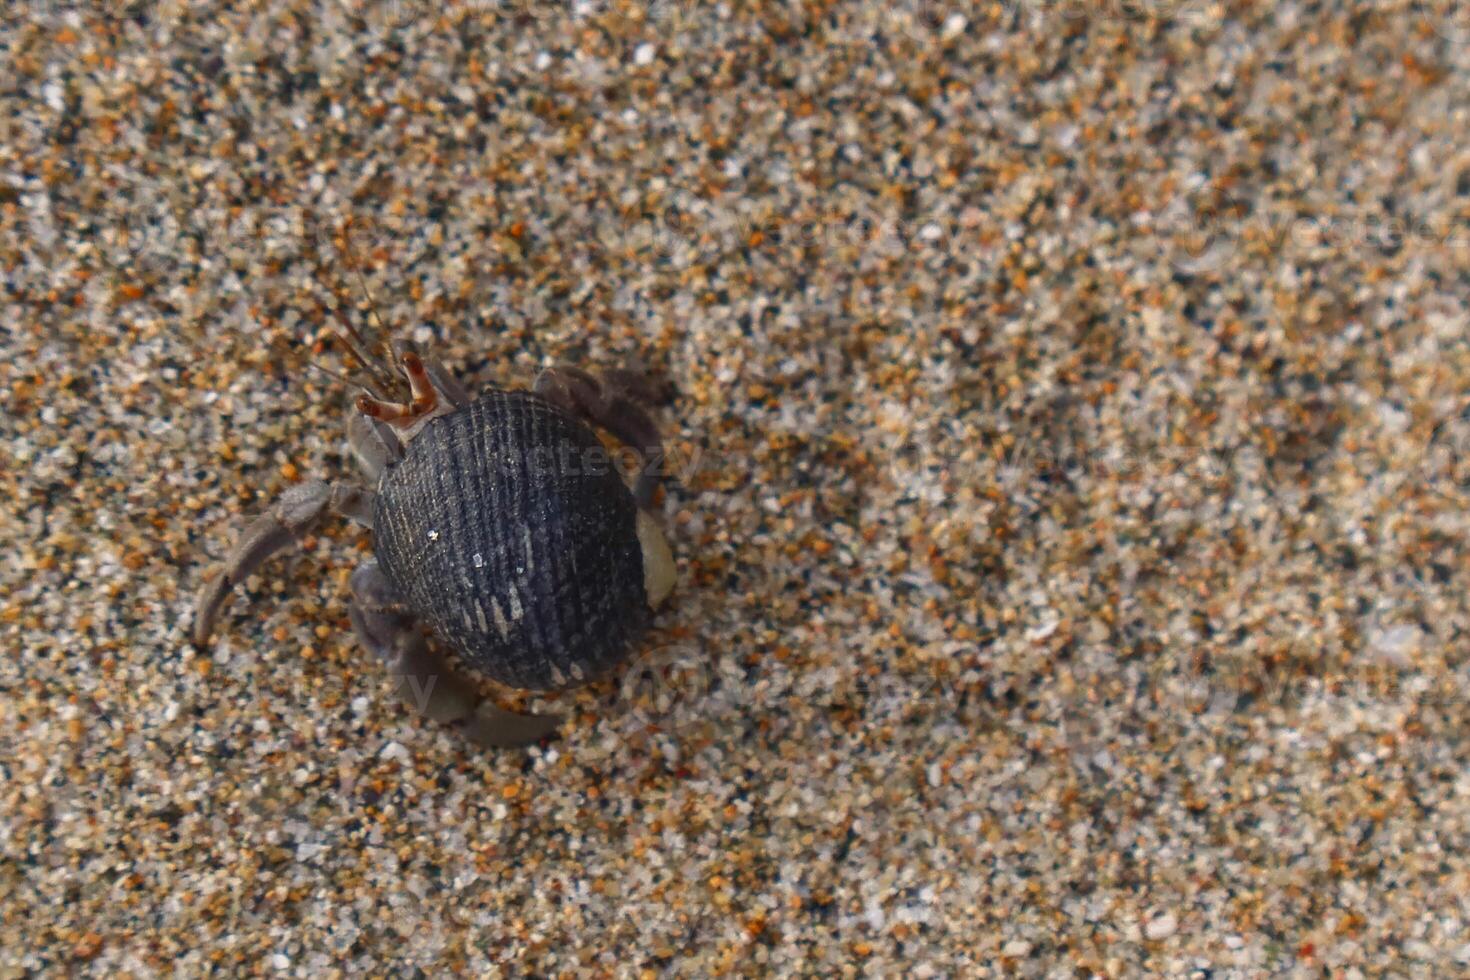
[520,527,535,574]
[474,603,489,634]
[549,665,566,686]
[490,597,511,639]
[568,661,585,682]
[507,583,523,622]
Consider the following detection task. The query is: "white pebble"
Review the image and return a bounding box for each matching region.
[633,43,656,66]
[1144,911,1178,940]
[1002,939,1031,957]
[1026,616,1060,642]
[1370,624,1423,665]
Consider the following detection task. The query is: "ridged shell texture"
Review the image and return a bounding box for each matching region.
[374,390,648,690]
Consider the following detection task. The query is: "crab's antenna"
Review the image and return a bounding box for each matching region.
[338,217,394,345]
[303,357,358,388]
[267,333,361,389]
[303,211,399,394]
[327,302,395,395]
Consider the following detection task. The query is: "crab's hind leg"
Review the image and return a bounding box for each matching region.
[193,481,373,648]
[534,365,667,506]
[348,561,560,748]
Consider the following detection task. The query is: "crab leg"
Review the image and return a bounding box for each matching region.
[192,481,373,647]
[533,365,668,507]
[348,560,560,747]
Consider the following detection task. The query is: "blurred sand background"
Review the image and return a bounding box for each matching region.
[3,0,1470,975]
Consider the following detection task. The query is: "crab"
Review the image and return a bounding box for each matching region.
[193,337,677,748]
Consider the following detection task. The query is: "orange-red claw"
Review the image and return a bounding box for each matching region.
[354,347,441,426]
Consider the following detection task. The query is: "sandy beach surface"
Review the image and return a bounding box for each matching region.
[4,1,1470,975]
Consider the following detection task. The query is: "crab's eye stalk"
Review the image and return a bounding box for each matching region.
[355,349,442,429]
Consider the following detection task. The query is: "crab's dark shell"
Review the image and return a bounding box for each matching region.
[373,389,649,690]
